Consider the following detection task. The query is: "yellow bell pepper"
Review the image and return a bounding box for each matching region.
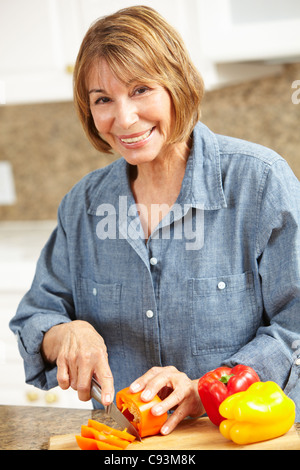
[219,381,295,445]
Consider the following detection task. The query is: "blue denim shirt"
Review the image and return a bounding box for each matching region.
[10,122,300,419]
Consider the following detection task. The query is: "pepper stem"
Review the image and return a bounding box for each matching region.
[219,374,234,385]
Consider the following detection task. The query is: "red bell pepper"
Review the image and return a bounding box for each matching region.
[198,365,260,426]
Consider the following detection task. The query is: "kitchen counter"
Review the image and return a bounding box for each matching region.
[0,405,112,450]
[1,405,300,450]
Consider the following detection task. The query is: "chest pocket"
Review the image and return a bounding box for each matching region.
[188,272,258,355]
[76,278,123,354]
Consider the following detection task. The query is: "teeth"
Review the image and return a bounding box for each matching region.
[121,129,152,144]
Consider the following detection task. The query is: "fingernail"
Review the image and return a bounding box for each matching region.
[161,424,169,435]
[104,393,111,404]
[130,382,141,392]
[141,389,152,401]
[152,405,163,415]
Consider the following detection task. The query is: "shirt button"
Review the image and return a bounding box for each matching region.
[218,281,226,290]
[150,257,158,266]
[92,288,97,296]
[295,358,300,366]
[146,310,154,318]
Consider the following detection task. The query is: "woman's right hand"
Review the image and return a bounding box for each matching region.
[41,320,114,405]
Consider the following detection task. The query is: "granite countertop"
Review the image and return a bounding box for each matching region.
[0,405,113,450]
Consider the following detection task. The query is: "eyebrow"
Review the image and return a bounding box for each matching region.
[88,89,105,94]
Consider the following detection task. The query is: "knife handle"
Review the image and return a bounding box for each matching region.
[91,377,103,404]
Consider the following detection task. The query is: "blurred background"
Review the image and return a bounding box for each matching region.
[0,0,300,408]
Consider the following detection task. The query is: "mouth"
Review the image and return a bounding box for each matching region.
[119,127,155,145]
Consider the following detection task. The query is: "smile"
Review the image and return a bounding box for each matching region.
[120,127,154,144]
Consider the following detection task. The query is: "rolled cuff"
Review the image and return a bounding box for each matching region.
[15,314,71,390]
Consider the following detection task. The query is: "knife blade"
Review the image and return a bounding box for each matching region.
[90,377,142,441]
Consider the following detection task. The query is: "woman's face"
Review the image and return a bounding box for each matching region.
[88,59,174,166]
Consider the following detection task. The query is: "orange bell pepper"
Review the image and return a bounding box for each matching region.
[81,425,130,449]
[75,419,137,450]
[75,435,98,450]
[116,386,168,438]
[88,419,136,442]
[75,435,122,450]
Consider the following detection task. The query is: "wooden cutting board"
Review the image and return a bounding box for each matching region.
[49,417,300,450]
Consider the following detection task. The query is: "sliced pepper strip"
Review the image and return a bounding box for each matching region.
[116,387,168,438]
[81,425,130,449]
[76,434,123,451]
[219,381,296,445]
[95,440,124,450]
[75,435,99,450]
[88,419,136,442]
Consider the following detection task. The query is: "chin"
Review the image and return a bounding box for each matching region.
[122,150,162,166]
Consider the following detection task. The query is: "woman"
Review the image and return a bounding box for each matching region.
[10,6,300,434]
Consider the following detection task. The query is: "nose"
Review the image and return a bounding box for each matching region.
[115,98,138,130]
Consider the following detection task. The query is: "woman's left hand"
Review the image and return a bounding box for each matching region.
[129,366,204,435]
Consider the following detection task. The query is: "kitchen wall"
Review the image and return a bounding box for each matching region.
[0,62,299,221]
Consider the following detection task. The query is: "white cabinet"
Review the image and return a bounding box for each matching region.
[0,0,75,104]
[198,0,300,63]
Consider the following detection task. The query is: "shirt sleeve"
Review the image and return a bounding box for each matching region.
[223,159,300,418]
[9,198,74,390]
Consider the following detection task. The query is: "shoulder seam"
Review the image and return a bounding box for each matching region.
[219,149,284,167]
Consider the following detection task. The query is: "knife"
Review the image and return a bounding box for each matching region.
[91,377,142,441]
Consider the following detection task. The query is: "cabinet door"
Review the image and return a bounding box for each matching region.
[0,0,73,104]
[198,0,300,62]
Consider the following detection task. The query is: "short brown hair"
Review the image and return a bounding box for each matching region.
[73,5,204,154]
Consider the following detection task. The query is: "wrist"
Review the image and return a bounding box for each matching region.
[191,378,205,417]
[41,322,69,364]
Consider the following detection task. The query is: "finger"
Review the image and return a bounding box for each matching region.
[151,387,186,416]
[160,403,190,435]
[76,367,93,402]
[68,354,79,391]
[94,359,115,405]
[100,374,114,406]
[140,366,181,402]
[94,373,114,406]
[130,367,161,393]
[56,354,70,390]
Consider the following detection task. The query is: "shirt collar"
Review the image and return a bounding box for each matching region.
[177,121,227,210]
[88,121,227,214]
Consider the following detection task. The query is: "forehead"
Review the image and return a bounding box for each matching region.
[87,56,158,93]
[87,59,120,90]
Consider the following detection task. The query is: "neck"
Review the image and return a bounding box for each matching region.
[133,140,191,194]
[130,140,192,240]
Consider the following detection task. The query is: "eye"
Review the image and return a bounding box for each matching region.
[134,86,149,96]
[94,96,111,105]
